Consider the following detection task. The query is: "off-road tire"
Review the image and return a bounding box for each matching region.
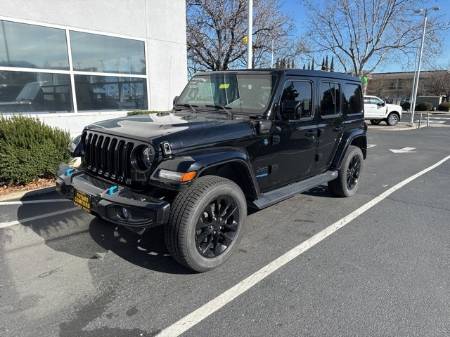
[328,145,364,197]
[164,175,247,272]
[386,112,400,126]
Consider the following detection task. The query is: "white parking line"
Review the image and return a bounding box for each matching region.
[0,199,72,206]
[156,154,450,337]
[0,207,79,229]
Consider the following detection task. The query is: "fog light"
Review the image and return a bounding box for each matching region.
[119,207,130,220]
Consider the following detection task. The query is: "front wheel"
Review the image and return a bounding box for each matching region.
[328,145,364,197]
[165,175,247,272]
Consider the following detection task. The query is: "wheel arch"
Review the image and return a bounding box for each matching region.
[332,130,367,170]
[199,160,259,200]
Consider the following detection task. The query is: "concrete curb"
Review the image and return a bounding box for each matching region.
[368,124,427,132]
[0,186,56,202]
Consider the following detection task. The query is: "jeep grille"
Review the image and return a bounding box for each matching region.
[81,131,142,185]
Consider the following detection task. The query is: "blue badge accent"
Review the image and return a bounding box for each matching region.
[106,185,119,196]
[65,168,75,177]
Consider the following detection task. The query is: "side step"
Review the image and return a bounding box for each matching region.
[251,170,338,209]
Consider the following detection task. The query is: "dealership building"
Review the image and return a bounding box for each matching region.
[0,0,188,135]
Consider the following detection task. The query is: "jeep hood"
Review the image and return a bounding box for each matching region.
[84,112,256,150]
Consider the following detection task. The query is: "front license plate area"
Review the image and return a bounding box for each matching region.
[73,190,91,213]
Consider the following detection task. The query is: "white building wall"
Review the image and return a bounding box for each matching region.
[0,0,187,135]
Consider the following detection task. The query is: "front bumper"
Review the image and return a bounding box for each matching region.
[56,166,170,229]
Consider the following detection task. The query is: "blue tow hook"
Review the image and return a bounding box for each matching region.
[65,168,75,177]
[106,185,119,196]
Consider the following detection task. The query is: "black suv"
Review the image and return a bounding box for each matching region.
[57,69,367,272]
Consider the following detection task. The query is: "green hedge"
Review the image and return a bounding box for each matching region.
[438,102,450,112]
[415,102,433,111]
[0,116,71,185]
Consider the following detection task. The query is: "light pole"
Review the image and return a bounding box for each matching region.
[410,6,439,126]
[248,0,253,69]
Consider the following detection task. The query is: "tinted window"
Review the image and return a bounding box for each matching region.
[0,71,72,112]
[343,84,363,115]
[70,32,146,74]
[280,81,313,120]
[320,82,340,116]
[75,75,147,111]
[0,20,69,70]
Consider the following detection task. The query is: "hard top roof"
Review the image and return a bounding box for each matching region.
[195,69,360,82]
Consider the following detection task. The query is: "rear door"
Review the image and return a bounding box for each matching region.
[316,81,344,173]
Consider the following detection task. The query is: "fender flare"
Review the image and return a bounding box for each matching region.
[150,147,260,197]
[331,129,367,170]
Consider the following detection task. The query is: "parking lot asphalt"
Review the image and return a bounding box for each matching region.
[0,126,449,337]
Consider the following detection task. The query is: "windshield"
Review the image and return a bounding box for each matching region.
[176,73,277,114]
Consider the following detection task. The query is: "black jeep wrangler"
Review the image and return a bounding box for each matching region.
[57,69,367,272]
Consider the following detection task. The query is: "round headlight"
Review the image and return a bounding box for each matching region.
[142,146,155,168]
[133,145,155,171]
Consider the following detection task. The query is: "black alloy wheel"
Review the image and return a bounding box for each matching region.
[165,175,247,272]
[195,196,239,258]
[328,145,364,197]
[346,155,361,191]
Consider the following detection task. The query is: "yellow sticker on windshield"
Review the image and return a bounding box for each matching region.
[219,83,230,89]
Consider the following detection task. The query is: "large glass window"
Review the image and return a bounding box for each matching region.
[74,75,147,111]
[342,83,363,115]
[0,20,69,70]
[280,81,313,120]
[319,82,341,116]
[0,71,73,112]
[70,32,146,75]
[0,19,149,114]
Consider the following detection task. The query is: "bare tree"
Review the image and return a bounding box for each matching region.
[427,70,450,96]
[303,0,448,75]
[187,0,303,74]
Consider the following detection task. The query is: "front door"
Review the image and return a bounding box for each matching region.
[264,79,317,190]
[316,81,344,173]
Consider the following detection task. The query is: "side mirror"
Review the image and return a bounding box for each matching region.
[173,96,179,106]
[257,120,272,135]
[378,101,385,107]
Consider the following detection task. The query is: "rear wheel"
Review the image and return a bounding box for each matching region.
[386,112,400,126]
[165,176,247,272]
[370,119,381,125]
[328,145,364,197]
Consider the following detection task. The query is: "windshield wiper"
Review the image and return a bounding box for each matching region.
[175,103,199,112]
[205,104,234,118]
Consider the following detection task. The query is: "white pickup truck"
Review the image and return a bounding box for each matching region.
[364,95,402,126]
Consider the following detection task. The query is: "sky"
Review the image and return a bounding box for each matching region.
[280,0,450,72]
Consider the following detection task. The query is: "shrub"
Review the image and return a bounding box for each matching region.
[438,102,450,112]
[0,116,71,186]
[127,110,159,116]
[415,102,433,111]
[401,102,410,110]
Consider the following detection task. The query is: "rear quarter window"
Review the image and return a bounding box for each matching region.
[343,84,363,115]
